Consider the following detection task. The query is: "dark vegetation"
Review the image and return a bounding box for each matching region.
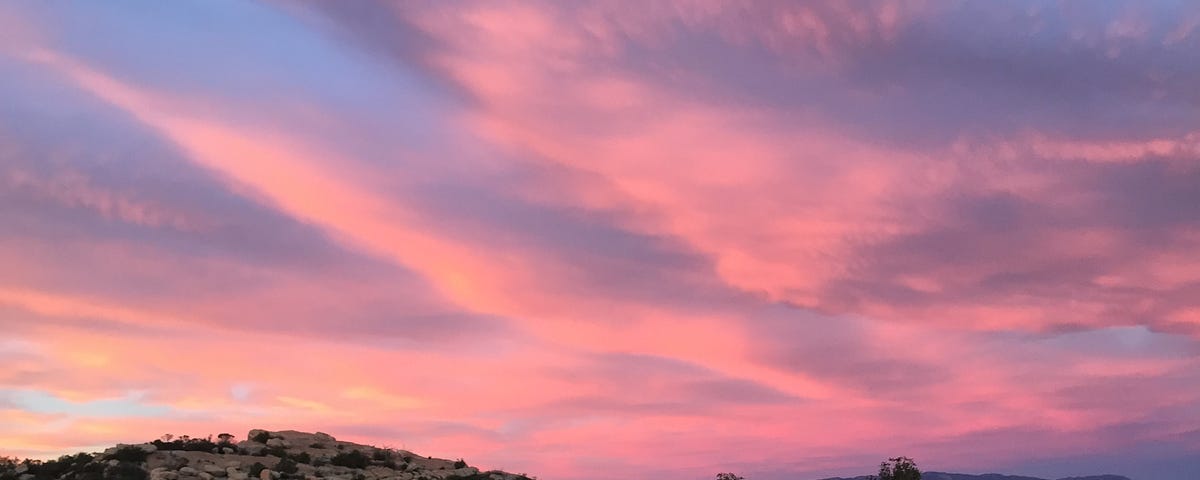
[274,457,299,475]
[329,449,371,469]
[104,446,150,463]
[151,435,224,453]
[874,457,921,480]
[0,455,143,480]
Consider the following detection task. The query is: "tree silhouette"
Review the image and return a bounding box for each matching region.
[877,456,920,480]
[715,473,744,480]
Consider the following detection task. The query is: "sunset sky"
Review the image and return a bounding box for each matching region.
[1,1,1199,479]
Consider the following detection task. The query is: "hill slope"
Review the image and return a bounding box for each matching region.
[1,429,534,480]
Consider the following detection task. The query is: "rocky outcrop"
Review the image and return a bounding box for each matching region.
[0,430,535,480]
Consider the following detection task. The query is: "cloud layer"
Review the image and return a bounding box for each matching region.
[1,1,1198,479]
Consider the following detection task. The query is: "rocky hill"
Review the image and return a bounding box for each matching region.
[0,430,534,480]
[820,472,1132,480]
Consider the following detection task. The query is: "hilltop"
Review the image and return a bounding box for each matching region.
[0,430,534,480]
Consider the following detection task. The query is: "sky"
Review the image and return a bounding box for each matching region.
[0,1,1198,479]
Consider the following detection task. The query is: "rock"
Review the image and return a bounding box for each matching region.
[18,474,34,480]
[260,469,273,480]
[181,467,199,475]
[265,438,289,448]
[226,461,242,469]
[237,441,266,456]
[446,467,479,477]
[199,473,215,480]
[140,443,159,453]
[228,472,249,480]
[203,464,227,477]
[248,429,269,442]
[152,470,180,480]
[14,464,27,474]
[313,432,336,443]
[222,447,237,454]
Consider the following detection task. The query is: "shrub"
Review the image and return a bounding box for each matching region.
[275,457,298,475]
[264,446,288,458]
[152,436,220,453]
[453,459,468,469]
[308,443,325,449]
[877,456,921,480]
[104,461,148,480]
[329,450,370,469]
[249,462,267,478]
[252,431,271,443]
[106,446,151,463]
[25,453,95,479]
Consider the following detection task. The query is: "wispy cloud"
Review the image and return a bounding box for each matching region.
[0,1,1197,479]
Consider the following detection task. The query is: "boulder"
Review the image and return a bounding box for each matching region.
[181,467,199,475]
[259,469,274,480]
[248,429,270,442]
[265,438,289,449]
[237,441,266,456]
[313,432,336,443]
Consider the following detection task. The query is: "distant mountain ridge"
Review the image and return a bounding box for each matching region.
[819,472,1132,480]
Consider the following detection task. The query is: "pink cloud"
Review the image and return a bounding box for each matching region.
[0,2,1198,480]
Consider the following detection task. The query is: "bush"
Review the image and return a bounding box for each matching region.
[24,453,95,479]
[104,461,148,480]
[152,437,220,453]
[877,456,921,480]
[249,462,267,478]
[453,459,468,469]
[275,457,299,475]
[329,450,370,469]
[252,431,271,443]
[264,446,288,458]
[106,446,151,463]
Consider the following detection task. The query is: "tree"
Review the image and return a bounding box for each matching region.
[877,456,920,480]
[715,473,744,480]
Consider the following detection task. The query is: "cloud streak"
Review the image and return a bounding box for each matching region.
[0,1,1197,479]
